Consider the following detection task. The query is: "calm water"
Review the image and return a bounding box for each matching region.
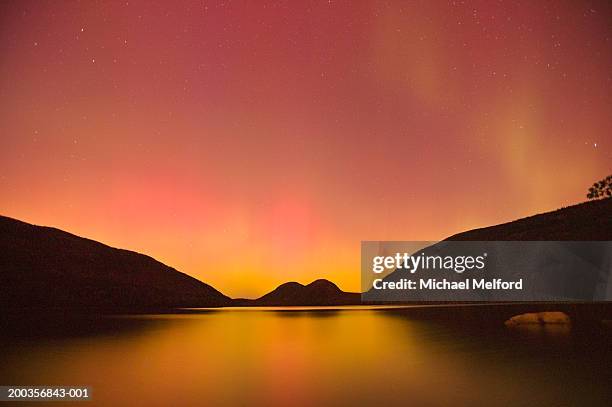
[1,307,611,406]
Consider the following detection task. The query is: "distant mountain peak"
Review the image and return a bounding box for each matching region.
[246,278,360,306]
[307,279,340,289]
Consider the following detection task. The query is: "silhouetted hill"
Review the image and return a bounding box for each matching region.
[238,279,361,306]
[446,198,612,241]
[0,215,231,310]
[365,199,612,303]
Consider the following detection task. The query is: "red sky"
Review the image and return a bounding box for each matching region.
[1,0,610,298]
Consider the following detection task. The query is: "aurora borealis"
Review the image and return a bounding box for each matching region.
[1,1,610,297]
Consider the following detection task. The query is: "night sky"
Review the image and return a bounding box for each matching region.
[1,1,610,297]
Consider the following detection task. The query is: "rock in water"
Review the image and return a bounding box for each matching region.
[504,311,570,326]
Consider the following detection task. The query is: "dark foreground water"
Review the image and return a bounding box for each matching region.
[1,307,611,406]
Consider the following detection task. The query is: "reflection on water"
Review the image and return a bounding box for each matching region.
[1,307,611,406]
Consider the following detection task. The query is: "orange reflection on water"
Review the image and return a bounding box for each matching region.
[1,308,610,406]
